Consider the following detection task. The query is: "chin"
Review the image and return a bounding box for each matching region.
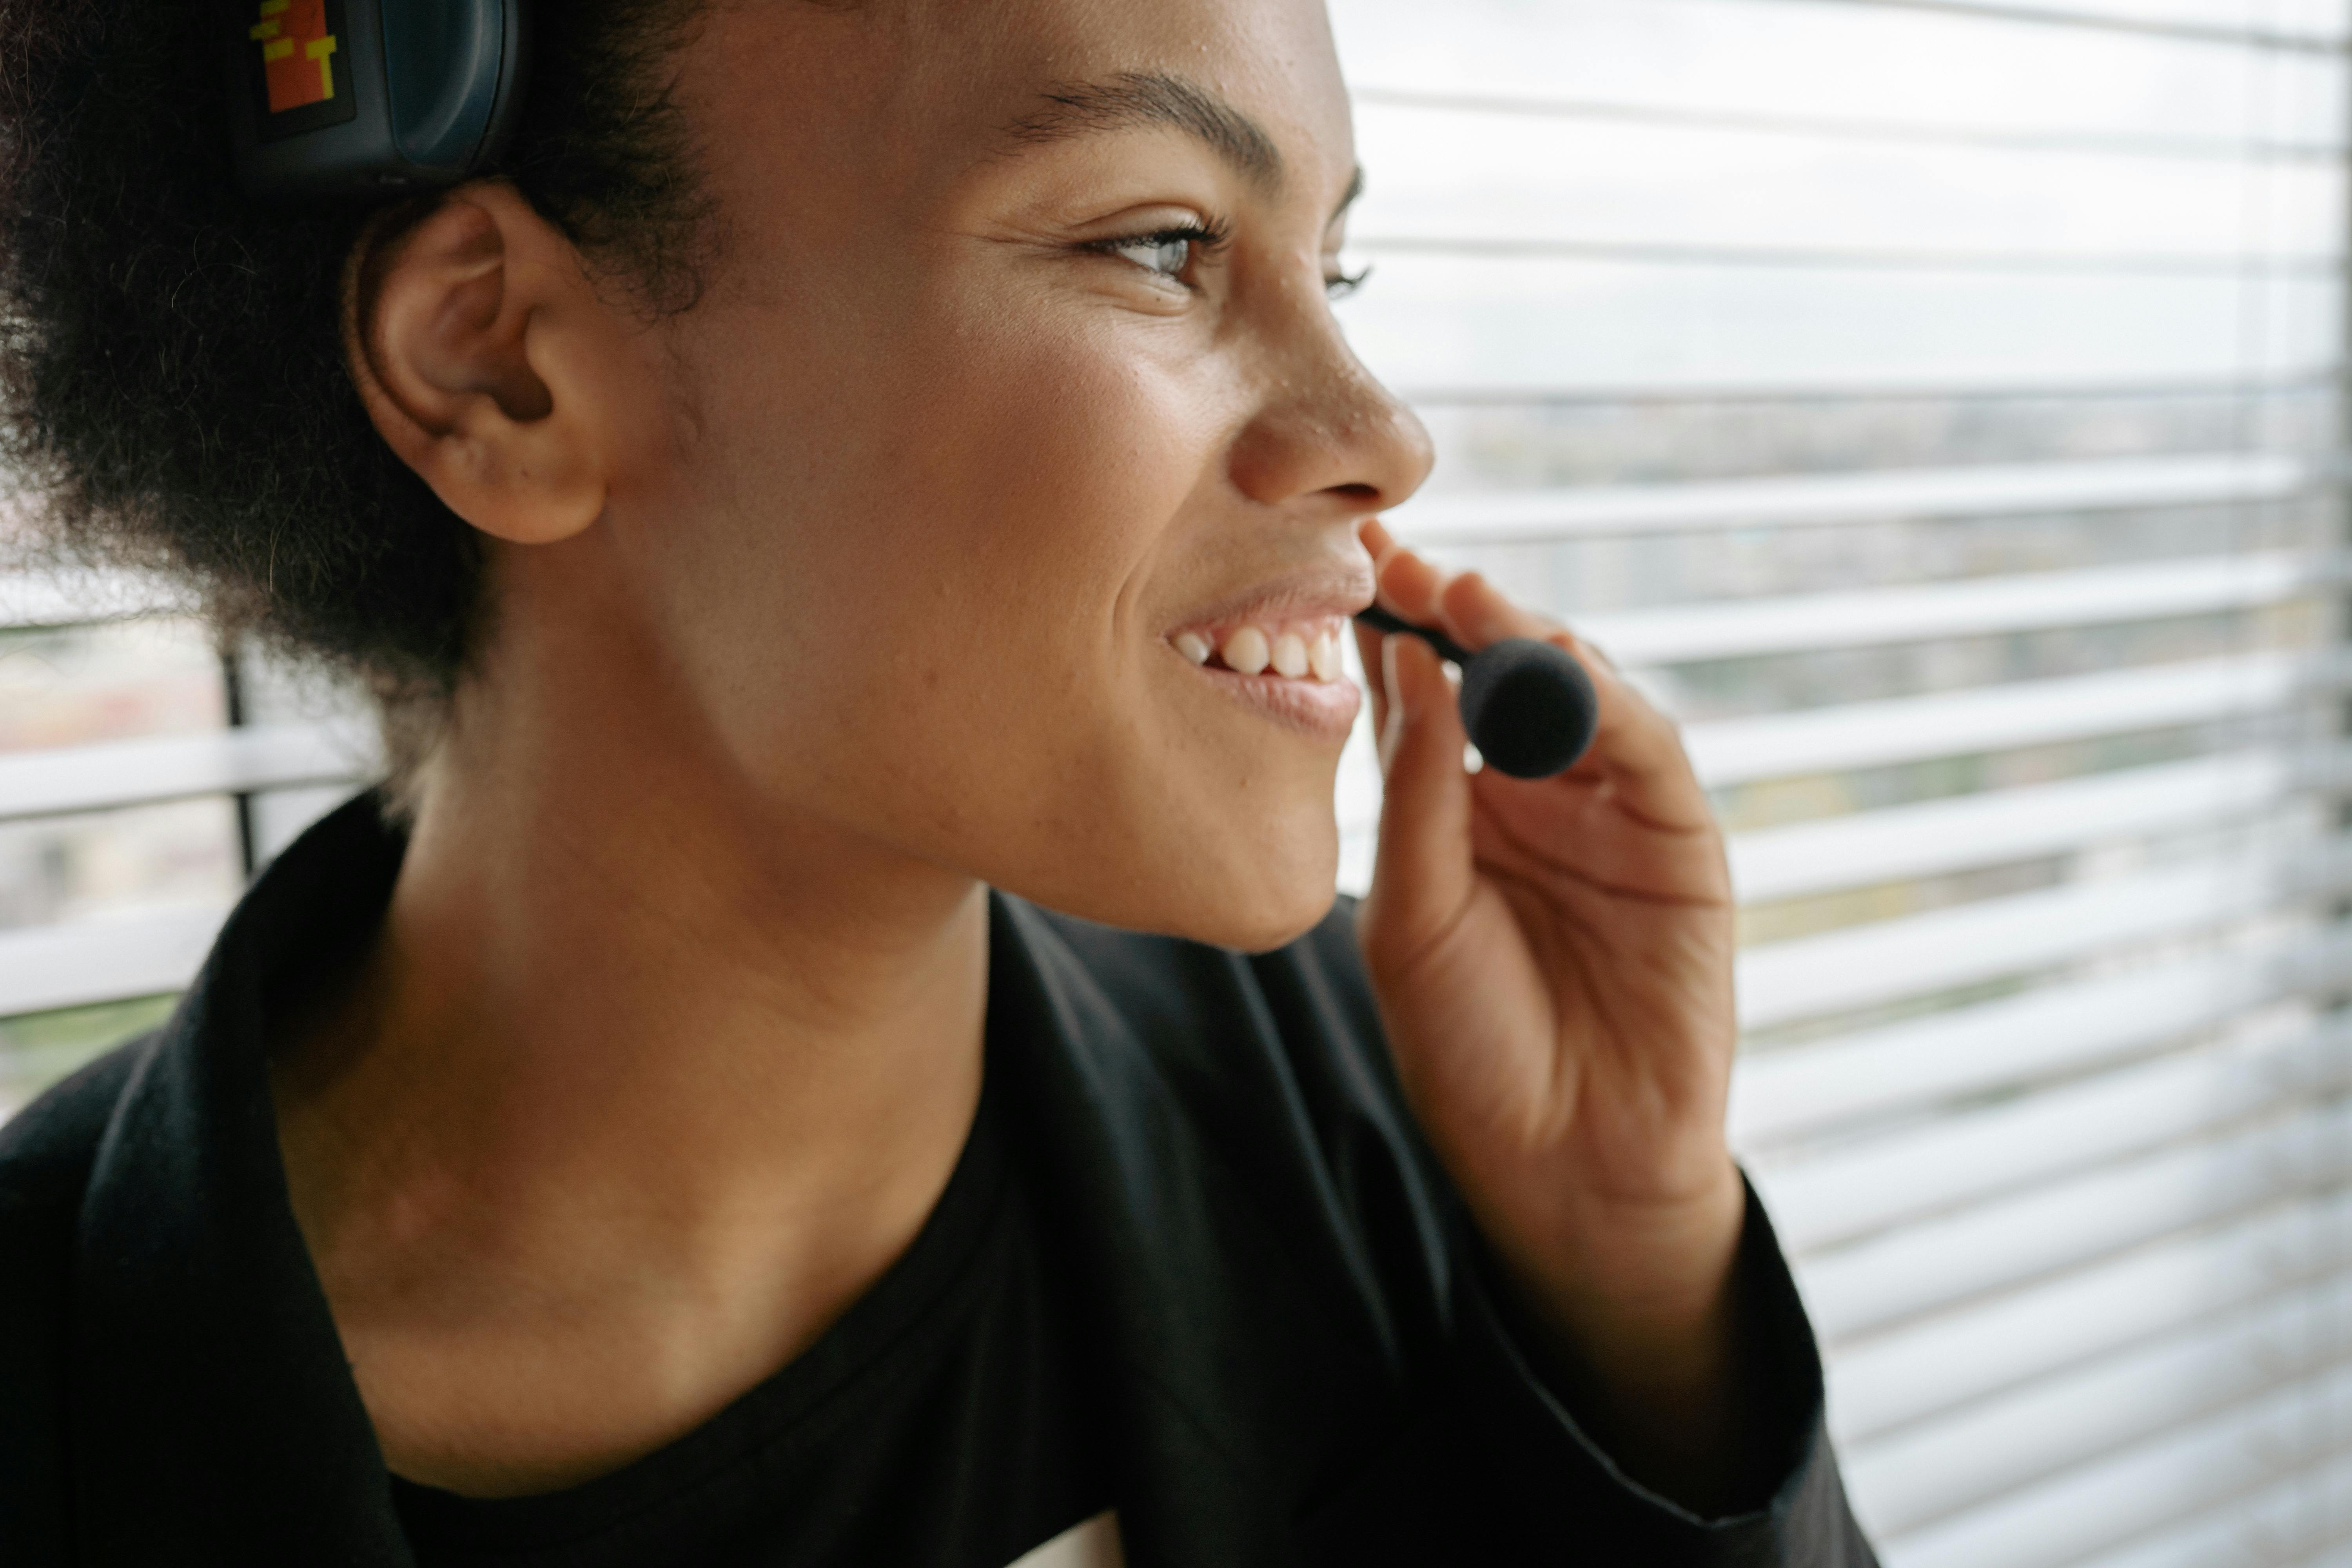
[1214,888,1341,955]
[995,774,1343,951]
[1138,833,1343,955]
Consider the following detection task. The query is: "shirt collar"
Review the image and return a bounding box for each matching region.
[70,791,415,1561]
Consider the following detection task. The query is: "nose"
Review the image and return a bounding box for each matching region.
[1225,290,1436,519]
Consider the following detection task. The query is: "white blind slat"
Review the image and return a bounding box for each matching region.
[1731,924,2352,1144]
[1800,1103,2352,1343]
[2066,1447,2352,1568]
[1387,453,2312,542]
[1755,1018,2352,1252]
[1879,1361,2352,1568]
[1847,1276,2352,1539]
[1572,550,2337,667]
[1829,1184,2352,1441]
[1686,649,2348,788]
[1736,835,2352,1031]
[0,905,232,1018]
[0,570,191,631]
[1728,746,2337,903]
[0,721,377,822]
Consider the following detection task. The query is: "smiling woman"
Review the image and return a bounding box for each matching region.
[0,2,1871,1564]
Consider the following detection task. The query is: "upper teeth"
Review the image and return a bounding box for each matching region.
[1174,623,1347,683]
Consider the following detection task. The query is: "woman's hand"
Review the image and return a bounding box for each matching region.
[1351,519,1754,1504]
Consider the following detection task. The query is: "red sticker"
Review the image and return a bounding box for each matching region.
[247,0,339,115]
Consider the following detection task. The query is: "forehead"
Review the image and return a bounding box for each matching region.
[1003,73,1285,194]
[973,0,1353,132]
[685,0,1356,203]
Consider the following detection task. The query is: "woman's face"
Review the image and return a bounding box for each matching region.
[615,0,1431,949]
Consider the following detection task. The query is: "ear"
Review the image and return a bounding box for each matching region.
[343,183,658,545]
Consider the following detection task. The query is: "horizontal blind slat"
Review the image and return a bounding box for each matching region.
[1350,86,2348,163]
[1878,1361,2352,1568]
[1731,924,2352,1144]
[1737,835,2352,1030]
[1801,1104,2352,1342]
[1728,746,2343,904]
[1827,1184,2352,1439]
[0,571,190,631]
[0,905,232,1017]
[1756,1018,2352,1251]
[1788,0,2346,54]
[1688,648,2348,786]
[0,723,376,822]
[1385,454,2312,542]
[1341,263,2337,399]
[2064,1446,2352,1568]
[1574,550,2338,667]
[1847,1276,2352,1537]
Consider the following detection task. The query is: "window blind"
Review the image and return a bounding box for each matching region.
[1324,1,2352,1563]
[2,2,2348,1562]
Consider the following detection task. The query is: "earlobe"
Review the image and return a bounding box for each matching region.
[344,183,643,546]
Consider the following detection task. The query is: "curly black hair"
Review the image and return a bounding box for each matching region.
[0,0,715,777]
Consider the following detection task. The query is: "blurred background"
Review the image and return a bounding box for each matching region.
[2,0,2348,1561]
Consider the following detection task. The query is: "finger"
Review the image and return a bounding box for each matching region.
[1356,517,1446,746]
[1439,570,1712,831]
[1372,533,1454,628]
[1468,760,1733,905]
[1362,631,1477,967]
[1354,518,1406,742]
[1352,614,1390,742]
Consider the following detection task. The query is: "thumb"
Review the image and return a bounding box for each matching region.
[1363,632,1476,960]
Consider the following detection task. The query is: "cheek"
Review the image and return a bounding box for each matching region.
[664,281,1341,945]
[885,346,1343,945]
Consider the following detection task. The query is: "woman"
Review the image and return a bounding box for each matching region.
[0,1,1873,1563]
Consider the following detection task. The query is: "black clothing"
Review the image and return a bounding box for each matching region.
[391,1066,1111,1568]
[0,794,1878,1566]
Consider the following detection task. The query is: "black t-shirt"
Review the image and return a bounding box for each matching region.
[388,1066,1113,1568]
[0,793,1875,1566]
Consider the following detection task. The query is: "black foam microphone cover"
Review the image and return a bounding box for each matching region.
[1459,637,1600,778]
[1356,605,1600,779]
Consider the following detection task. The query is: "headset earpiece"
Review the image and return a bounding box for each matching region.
[225,0,525,201]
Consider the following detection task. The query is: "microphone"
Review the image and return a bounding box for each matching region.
[1355,605,1599,779]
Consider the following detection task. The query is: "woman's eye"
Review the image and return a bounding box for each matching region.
[1109,234,1194,280]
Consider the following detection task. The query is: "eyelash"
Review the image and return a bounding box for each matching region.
[1091,221,1232,287]
[1090,221,1372,300]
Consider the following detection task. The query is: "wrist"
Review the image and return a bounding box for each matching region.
[1486,1161,1760,1510]
[1507,1158,1746,1384]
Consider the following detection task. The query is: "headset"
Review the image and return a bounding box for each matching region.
[224,0,526,200]
[1356,606,1598,779]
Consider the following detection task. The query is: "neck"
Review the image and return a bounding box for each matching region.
[269,573,990,1493]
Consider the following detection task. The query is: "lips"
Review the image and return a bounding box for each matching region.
[1161,560,1377,741]
[1165,612,1368,742]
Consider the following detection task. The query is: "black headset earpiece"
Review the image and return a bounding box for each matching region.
[225,0,526,201]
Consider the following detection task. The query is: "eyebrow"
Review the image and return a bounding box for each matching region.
[1334,165,1364,223]
[1005,71,1285,191]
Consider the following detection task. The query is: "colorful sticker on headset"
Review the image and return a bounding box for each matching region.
[248,0,339,113]
[241,0,355,142]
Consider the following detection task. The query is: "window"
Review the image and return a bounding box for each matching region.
[1325,1,2352,1561]
[4,2,2347,1559]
